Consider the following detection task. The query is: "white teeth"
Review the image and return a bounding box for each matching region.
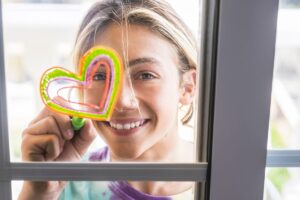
[130,123,135,128]
[116,124,123,130]
[135,121,140,127]
[109,120,145,130]
[124,124,131,130]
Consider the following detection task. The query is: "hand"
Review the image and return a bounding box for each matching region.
[19,98,97,199]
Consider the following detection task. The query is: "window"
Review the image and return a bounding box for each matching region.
[0,0,280,200]
[0,0,208,199]
[3,0,200,163]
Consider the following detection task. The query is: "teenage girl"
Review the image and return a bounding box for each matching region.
[19,0,197,199]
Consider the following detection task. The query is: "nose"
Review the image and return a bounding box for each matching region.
[114,77,139,112]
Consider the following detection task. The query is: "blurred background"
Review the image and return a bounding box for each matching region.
[264,0,300,199]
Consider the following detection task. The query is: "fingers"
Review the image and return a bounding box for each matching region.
[23,111,96,161]
[22,134,61,161]
[22,103,74,161]
[48,113,74,141]
[24,116,63,143]
[28,98,74,140]
[70,119,97,157]
[22,96,97,162]
[22,115,65,161]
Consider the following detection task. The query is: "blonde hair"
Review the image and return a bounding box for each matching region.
[73,0,197,124]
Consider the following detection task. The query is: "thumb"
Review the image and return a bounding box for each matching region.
[71,119,97,157]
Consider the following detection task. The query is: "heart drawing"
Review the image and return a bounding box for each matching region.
[40,46,123,121]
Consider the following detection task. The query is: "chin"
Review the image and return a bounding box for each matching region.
[110,146,145,161]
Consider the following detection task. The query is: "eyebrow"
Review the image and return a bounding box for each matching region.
[128,57,160,67]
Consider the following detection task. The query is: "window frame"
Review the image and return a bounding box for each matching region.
[267,150,300,167]
[1,0,290,200]
[0,0,209,199]
[207,0,280,200]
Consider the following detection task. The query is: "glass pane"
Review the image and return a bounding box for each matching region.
[12,180,198,199]
[268,0,300,149]
[3,0,201,162]
[264,168,300,200]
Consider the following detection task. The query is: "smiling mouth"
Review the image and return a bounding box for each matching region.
[110,119,148,129]
[104,119,150,136]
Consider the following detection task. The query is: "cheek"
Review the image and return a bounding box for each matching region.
[135,82,180,114]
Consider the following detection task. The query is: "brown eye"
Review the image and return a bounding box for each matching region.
[93,72,106,81]
[136,72,156,80]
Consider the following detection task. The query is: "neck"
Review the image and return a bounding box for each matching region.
[137,129,187,162]
[110,125,193,163]
[128,126,194,196]
[109,124,194,196]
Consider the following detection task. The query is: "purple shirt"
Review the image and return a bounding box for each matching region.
[59,147,193,200]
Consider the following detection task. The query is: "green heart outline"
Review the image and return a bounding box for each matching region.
[40,46,123,121]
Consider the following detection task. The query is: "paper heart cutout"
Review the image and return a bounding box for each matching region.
[40,46,123,121]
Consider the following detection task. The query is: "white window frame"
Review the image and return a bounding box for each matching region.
[0,0,290,200]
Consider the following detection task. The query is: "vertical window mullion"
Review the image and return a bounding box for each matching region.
[194,0,220,199]
[0,0,11,171]
[0,182,12,200]
[0,0,12,197]
[209,0,279,199]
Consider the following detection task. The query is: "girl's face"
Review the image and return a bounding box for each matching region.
[85,23,193,160]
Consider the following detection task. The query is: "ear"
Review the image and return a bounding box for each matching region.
[179,69,196,105]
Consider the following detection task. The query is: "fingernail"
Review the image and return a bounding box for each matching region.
[66,129,74,139]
